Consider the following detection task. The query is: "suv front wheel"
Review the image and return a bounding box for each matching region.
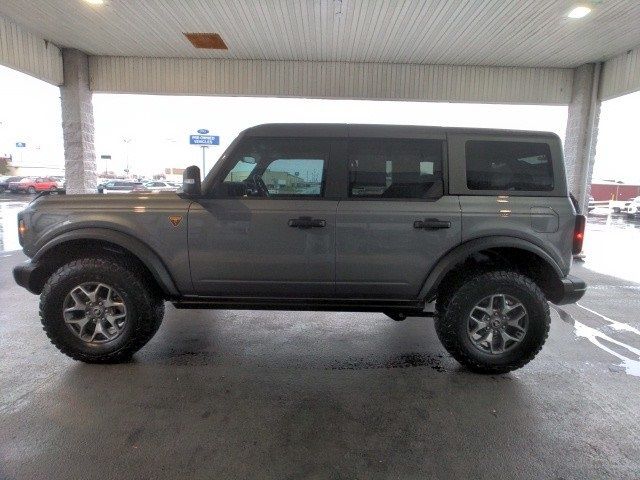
[39,257,165,363]
[435,271,550,374]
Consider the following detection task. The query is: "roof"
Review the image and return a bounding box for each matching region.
[243,123,559,139]
[1,0,639,68]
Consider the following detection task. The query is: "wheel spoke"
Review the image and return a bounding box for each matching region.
[105,313,125,330]
[472,305,493,317]
[469,320,489,336]
[78,285,97,303]
[500,328,523,345]
[89,320,107,342]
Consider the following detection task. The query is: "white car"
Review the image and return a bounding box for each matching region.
[623,197,640,217]
[142,181,179,192]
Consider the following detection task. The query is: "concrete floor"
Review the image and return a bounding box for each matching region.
[1,250,639,480]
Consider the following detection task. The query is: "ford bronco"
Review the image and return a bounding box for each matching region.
[13,124,586,373]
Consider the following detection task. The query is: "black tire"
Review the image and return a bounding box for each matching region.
[40,257,164,363]
[28,186,37,194]
[435,270,550,374]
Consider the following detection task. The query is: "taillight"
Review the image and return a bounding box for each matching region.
[573,215,586,255]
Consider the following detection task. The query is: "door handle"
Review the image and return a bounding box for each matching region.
[288,216,326,229]
[414,218,451,229]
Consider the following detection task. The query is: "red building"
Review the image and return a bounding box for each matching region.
[591,181,640,201]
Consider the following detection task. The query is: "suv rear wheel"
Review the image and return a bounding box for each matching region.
[435,270,550,374]
[39,257,164,363]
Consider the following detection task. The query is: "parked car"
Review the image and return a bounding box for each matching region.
[97,180,143,194]
[9,176,60,194]
[141,181,180,192]
[0,176,24,193]
[13,124,586,373]
[623,197,640,218]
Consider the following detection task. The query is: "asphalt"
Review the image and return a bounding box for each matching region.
[1,205,639,479]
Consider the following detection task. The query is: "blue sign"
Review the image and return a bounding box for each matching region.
[189,135,219,146]
[197,128,209,134]
[16,142,26,148]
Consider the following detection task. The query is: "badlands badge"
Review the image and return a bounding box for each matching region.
[168,215,182,227]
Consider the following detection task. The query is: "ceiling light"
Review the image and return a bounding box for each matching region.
[84,0,104,5]
[567,6,592,18]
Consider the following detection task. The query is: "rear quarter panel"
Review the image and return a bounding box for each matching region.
[447,132,574,275]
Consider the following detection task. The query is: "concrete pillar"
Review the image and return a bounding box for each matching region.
[60,48,97,194]
[564,63,602,212]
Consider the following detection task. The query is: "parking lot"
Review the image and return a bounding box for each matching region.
[0,195,638,479]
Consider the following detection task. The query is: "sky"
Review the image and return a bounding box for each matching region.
[0,64,638,183]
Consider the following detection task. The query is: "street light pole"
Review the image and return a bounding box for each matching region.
[201,145,208,176]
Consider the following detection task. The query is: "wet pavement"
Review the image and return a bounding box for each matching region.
[1,199,639,479]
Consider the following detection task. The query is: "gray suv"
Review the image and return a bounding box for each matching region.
[13,124,586,373]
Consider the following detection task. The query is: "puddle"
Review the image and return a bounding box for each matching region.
[551,304,640,377]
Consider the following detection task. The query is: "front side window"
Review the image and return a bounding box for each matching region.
[220,138,328,198]
[466,140,554,191]
[348,139,444,199]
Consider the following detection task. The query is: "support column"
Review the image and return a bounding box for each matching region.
[60,48,97,194]
[564,63,602,212]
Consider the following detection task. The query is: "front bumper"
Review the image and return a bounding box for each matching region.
[13,261,40,294]
[554,275,587,305]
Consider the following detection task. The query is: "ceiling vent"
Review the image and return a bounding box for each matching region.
[184,33,228,50]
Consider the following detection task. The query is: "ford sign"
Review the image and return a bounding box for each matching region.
[197,128,209,134]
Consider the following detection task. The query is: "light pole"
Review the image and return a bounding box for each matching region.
[122,137,132,177]
[201,145,208,177]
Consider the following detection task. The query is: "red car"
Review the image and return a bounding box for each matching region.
[9,176,61,194]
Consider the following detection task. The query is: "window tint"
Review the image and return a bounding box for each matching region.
[466,140,553,191]
[348,139,443,199]
[221,138,328,198]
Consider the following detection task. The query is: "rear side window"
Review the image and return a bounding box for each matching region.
[465,140,553,191]
[348,139,443,199]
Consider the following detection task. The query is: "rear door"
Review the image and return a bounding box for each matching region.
[335,131,462,299]
[188,136,339,297]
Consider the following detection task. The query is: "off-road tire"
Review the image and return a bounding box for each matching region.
[40,257,165,363]
[435,270,550,374]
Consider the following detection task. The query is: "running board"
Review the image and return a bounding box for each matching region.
[172,296,433,315]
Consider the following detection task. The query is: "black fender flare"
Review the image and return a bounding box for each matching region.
[32,227,180,296]
[418,236,564,301]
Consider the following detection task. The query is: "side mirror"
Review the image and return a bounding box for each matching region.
[182,165,201,196]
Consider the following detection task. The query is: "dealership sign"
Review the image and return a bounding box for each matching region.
[189,135,219,145]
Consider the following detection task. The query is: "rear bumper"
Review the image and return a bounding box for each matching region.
[554,275,587,305]
[13,261,40,294]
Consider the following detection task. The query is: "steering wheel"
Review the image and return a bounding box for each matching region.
[247,175,269,197]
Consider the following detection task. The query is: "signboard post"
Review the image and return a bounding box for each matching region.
[190,132,219,174]
[100,154,111,174]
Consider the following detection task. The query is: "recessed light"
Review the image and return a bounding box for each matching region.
[84,0,104,5]
[567,6,592,18]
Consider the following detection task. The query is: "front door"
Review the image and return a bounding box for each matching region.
[188,137,337,297]
[335,136,462,299]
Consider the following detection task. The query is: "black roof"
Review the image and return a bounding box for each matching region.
[242,123,559,140]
